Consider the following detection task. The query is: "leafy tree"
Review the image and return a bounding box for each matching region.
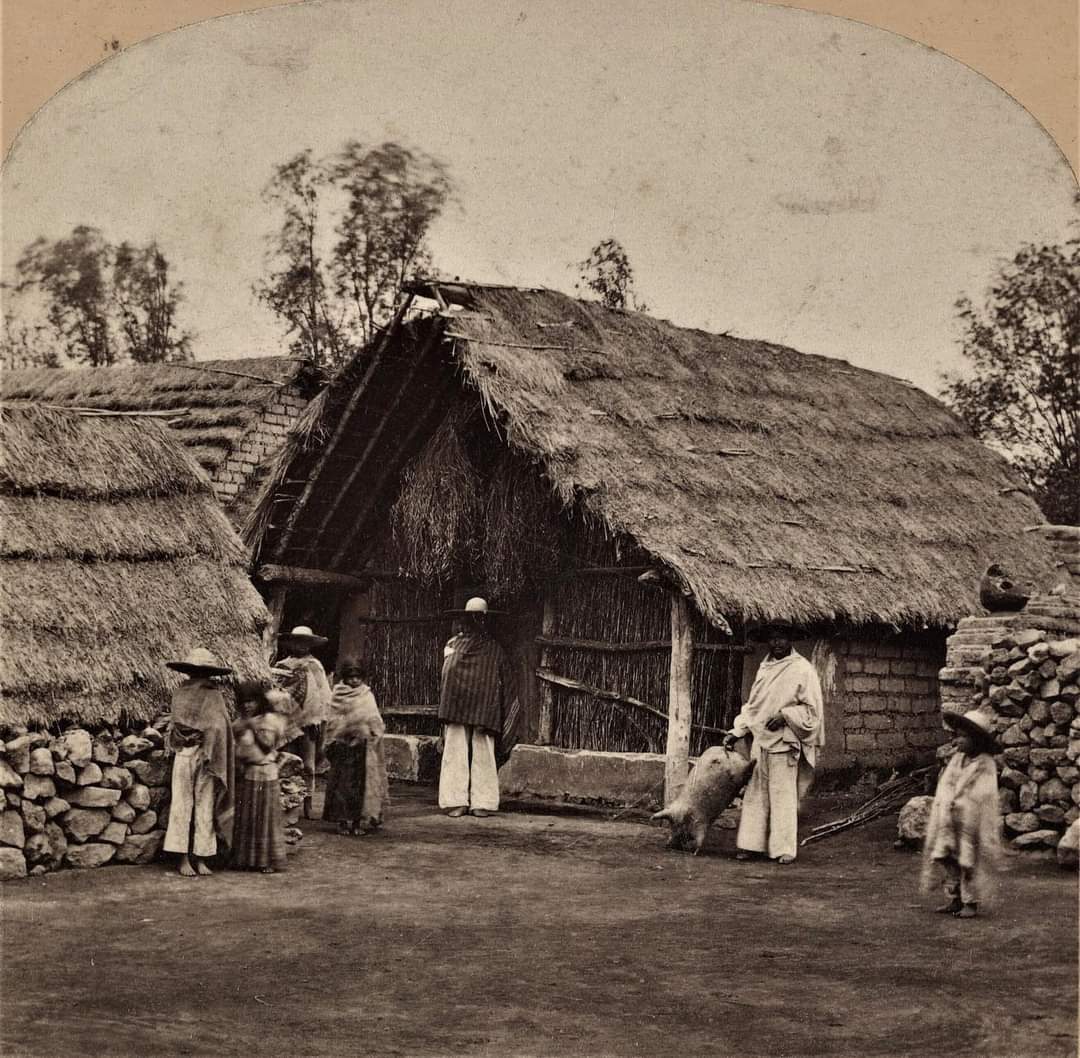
[942,239,1079,524]
[255,141,452,371]
[10,226,193,366]
[112,241,192,363]
[575,238,647,312]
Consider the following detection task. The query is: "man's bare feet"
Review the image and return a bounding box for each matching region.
[194,858,213,876]
[178,855,197,878]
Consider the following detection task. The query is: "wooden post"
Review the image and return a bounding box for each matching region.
[664,592,693,805]
[537,593,555,745]
[263,585,287,662]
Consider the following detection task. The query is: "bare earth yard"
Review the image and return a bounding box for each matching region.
[2,785,1076,1058]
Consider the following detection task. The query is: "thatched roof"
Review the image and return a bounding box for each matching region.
[1,357,307,478]
[251,281,1055,630]
[1,404,270,728]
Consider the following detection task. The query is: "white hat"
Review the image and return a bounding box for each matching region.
[280,625,328,646]
[447,597,506,615]
[165,647,233,677]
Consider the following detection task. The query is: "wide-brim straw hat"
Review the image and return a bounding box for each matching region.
[944,709,1000,752]
[165,647,233,677]
[280,625,328,646]
[446,596,506,616]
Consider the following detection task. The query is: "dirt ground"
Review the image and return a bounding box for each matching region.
[2,784,1076,1058]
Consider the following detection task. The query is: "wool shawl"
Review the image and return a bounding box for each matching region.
[233,712,288,780]
[276,654,333,727]
[325,681,389,825]
[438,632,512,734]
[167,678,236,848]
[731,650,824,799]
[921,751,1002,902]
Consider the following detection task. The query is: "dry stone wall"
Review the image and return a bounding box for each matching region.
[0,722,173,880]
[939,525,1080,855]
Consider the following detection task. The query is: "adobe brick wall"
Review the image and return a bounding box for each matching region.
[830,636,947,769]
[210,383,310,503]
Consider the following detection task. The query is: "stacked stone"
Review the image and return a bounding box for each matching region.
[977,631,1080,852]
[0,722,172,881]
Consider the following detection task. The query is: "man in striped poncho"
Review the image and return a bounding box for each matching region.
[438,597,518,818]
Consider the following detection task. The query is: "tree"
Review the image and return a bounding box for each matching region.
[0,307,58,370]
[255,141,452,372]
[575,238,647,312]
[941,239,1079,524]
[10,226,193,366]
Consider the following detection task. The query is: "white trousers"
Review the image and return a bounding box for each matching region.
[164,747,216,857]
[736,750,799,860]
[438,724,500,811]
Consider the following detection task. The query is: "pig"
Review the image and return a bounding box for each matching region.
[651,741,754,854]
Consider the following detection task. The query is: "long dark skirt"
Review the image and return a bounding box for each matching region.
[231,777,287,870]
[323,741,366,824]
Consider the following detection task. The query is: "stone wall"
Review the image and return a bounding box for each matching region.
[830,636,946,769]
[939,525,1080,855]
[211,383,309,504]
[0,724,172,881]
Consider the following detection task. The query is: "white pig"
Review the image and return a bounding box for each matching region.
[652,741,754,854]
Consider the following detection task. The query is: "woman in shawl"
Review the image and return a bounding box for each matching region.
[921,709,1003,918]
[323,659,389,836]
[231,682,290,873]
[162,648,236,878]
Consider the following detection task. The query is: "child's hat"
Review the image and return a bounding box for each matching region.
[943,708,999,752]
[165,647,233,677]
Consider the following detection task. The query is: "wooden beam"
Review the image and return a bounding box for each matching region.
[537,595,555,745]
[380,702,440,717]
[354,614,451,625]
[328,357,460,569]
[257,564,368,589]
[271,292,415,561]
[309,317,443,547]
[535,635,752,654]
[263,585,287,662]
[664,592,693,805]
[534,668,726,737]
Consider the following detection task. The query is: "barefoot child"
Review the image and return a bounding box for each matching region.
[231,682,289,873]
[922,708,1002,919]
[323,660,389,836]
[163,649,236,877]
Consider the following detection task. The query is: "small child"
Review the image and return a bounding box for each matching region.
[231,682,289,873]
[922,708,1003,919]
[323,660,389,836]
[162,648,236,878]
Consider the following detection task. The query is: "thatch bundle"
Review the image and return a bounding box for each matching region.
[0,405,270,728]
[391,407,484,584]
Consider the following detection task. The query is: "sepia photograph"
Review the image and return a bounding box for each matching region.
[1,1,1077,1055]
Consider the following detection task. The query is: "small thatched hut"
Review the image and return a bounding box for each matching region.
[1,357,321,526]
[245,281,1055,789]
[0,405,270,729]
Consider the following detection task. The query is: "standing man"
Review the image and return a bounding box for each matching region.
[276,625,333,819]
[723,622,824,864]
[438,597,518,818]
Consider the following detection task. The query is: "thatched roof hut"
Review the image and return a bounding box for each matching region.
[251,281,1053,629]
[0,404,270,729]
[2,357,320,523]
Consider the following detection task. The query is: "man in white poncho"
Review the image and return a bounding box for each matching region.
[724,623,824,864]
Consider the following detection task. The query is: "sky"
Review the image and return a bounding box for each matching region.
[3,0,1077,394]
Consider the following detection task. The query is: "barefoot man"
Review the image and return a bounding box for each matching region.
[163,648,236,877]
[723,623,824,864]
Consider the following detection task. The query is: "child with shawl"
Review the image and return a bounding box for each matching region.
[275,626,334,819]
[922,709,1003,918]
[162,649,236,877]
[323,659,389,835]
[231,682,290,873]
